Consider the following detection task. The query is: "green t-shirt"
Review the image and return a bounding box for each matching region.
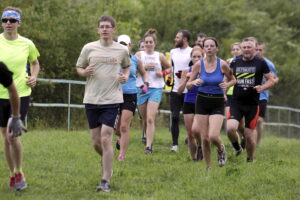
[0,33,40,99]
[227,86,234,95]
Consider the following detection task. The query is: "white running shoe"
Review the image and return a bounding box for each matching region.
[218,144,227,167]
[170,145,178,153]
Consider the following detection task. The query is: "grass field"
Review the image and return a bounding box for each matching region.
[0,128,299,200]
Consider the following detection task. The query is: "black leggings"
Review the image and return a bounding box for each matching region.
[170,92,184,145]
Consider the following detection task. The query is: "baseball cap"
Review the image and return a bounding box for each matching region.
[117,34,131,45]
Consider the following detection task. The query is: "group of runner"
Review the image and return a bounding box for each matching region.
[0,7,278,192]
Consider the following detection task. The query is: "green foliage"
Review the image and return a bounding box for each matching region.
[0,0,300,107]
[0,129,299,199]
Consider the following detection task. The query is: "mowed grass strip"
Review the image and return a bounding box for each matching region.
[0,128,299,200]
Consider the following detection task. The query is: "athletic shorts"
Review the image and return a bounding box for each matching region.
[195,93,225,115]
[85,104,120,129]
[259,100,268,118]
[120,93,137,114]
[225,95,233,107]
[183,102,195,114]
[137,88,163,106]
[170,92,184,117]
[0,96,30,127]
[228,102,259,130]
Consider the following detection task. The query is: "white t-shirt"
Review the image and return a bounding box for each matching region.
[170,46,192,92]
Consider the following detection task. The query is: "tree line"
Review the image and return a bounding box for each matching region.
[1,0,300,108]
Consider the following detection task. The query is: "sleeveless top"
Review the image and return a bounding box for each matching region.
[184,66,199,103]
[121,55,138,94]
[197,58,224,94]
[136,51,164,88]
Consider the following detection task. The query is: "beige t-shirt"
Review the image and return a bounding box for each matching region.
[76,40,131,105]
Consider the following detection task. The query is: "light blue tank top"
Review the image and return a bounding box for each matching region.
[259,57,277,101]
[122,55,138,94]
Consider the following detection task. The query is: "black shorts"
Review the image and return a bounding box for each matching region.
[0,96,30,127]
[228,102,259,130]
[120,93,137,114]
[259,100,268,118]
[170,91,185,118]
[183,102,195,114]
[195,93,225,115]
[85,104,120,129]
[225,95,233,107]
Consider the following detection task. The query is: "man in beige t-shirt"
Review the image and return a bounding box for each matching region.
[76,15,130,192]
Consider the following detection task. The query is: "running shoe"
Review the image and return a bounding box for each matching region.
[116,139,120,150]
[14,172,27,190]
[197,146,204,161]
[96,179,110,192]
[170,145,178,152]
[217,145,227,167]
[144,147,152,155]
[8,176,15,190]
[118,153,125,162]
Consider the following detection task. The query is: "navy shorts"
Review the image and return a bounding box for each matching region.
[0,96,30,127]
[120,94,137,114]
[85,104,120,129]
[195,93,225,115]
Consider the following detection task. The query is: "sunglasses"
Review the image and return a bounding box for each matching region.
[119,41,128,46]
[2,18,19,23]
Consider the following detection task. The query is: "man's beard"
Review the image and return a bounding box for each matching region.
[175,40,184,48]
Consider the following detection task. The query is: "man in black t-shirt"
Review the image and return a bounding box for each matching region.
[226,38,274,162]
[0,62,26,137]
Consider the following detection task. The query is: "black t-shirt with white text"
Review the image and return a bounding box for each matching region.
[0,62,13,88]
[230,56,270,105]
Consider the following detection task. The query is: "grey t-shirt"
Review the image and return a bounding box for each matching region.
[76,40,131,105]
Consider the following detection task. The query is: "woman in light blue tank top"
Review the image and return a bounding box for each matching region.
[186,37,236,169]
[115,35,148,161]
[177,47,204,161]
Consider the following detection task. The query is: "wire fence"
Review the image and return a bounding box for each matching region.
[29,78,300,138]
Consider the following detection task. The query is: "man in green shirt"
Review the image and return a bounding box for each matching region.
[0,6,40,191]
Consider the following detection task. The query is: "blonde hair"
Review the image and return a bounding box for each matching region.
[3,6,22,15]
[231,42,241,50]
[191,46,204,58]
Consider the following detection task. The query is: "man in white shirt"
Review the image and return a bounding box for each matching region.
[169,30,192,152]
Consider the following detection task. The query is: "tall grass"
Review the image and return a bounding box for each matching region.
[0,128,299,200]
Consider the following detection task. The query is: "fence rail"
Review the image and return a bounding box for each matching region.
[32,78,300,137]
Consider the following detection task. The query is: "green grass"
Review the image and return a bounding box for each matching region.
[0,128,299,200]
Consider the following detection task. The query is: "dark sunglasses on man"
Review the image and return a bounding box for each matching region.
[2,18,19,23]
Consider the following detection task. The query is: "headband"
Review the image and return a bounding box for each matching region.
[1,10,21,22]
